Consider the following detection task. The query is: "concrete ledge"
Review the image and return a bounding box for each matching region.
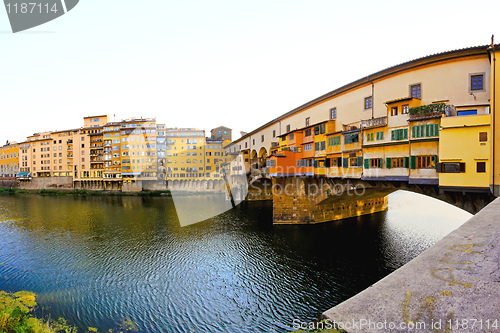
[323,197,500,332]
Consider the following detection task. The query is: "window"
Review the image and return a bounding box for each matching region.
[477,161,486,173]
[366,133,374,141]
[289,134,294,140]
[412,124,439,138]
[273,130,276,138]
[305,129,312,137]
[303,144,313,151]
[261,135,264,142]
[391,106,398,116]
[328,136,340,146]
[376,131,384,140]
[471,74,484,91]
[305,117,310,126]
[410,84,421,98]
[330,108,337,120]
[286,125,291,133]
[344,133,359,144]
[320,123,326,134]
[439,162,465,173]
[413,155,436,169]
[402,104,409,114]
[252,139,255,145]
[391,128,408,141]
[364,158,381,168]
[479,132,488,142]
[364,96,372,109]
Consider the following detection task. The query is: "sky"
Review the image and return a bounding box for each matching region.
[1,0,500,145]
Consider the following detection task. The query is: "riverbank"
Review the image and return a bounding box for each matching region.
[0,188,171,197]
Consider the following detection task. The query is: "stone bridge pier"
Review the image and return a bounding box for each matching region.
[271,177,392,224]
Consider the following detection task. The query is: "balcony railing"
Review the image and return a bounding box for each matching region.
[361,116,387,129]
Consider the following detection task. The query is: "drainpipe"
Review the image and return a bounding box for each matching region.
[371,79,375,120]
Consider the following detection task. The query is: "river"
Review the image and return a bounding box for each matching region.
[0,191,471,332]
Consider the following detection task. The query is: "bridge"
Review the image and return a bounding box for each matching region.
[223,42,500,223]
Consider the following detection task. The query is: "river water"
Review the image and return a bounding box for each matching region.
[0,191,471,332]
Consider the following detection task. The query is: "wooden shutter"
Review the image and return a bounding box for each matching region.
[410,156,416,169]
[386,157,391,169]
[364,158,370,169]
[357,156,362,167]
[343,158,348,168]
[325,158,331,167]
[404,157,409,168]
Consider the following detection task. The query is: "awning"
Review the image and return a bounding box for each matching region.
[17,172,31,177]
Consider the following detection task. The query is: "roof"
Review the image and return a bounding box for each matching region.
[385,97,416,104]
[228,44,496,146]
[84,115,108,119]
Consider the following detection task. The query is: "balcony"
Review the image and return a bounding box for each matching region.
[361,116,387,129]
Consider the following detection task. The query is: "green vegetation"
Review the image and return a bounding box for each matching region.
[408,103,449,117]
[0,290,140,333]
[0,290,77,332]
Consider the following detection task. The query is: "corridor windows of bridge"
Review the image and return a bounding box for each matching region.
[479,132,488,142]
[305,117,310,126]
[364,96,373,109]
[253,139,255,145]
[261,135,264,142]
[272,130,276,138]
[391,128,408,141]
[470,73,484,91]
[330,108,337,120]
[410,84,421,98]
[286,125,291,133]
[391,106,398,116]
[477,161,486,173]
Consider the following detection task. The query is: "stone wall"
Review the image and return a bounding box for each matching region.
[17,177,74,190]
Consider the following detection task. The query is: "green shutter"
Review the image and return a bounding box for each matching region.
[343,158,348,168]
[404,156,409,168]
[433,155,438,169]
[434,124,439,137]
[391,131,396,141]
[404,128,408,139]
[412,127,415,138]
[364,158,370,169]
[357,156,362,167]
[410,156,416,169]
[380,158,383,168]
[386,157,392,169]
[314,160,318,168]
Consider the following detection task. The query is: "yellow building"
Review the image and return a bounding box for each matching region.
[0,142,19,178]
[439,114,490,191]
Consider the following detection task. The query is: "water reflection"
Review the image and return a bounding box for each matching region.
[0,191,470,332]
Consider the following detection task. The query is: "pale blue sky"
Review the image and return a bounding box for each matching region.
[1,0,499,144]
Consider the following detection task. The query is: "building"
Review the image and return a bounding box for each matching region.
[211,126,232,141]
[0,142,19,178]
[226,42,499,198]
